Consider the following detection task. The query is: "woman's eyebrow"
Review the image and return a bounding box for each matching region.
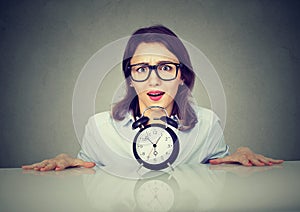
[131,60,178,66]
[130,62,148,66]
[156,60,178,64]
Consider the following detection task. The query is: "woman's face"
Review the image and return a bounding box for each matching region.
[130,42,183,116]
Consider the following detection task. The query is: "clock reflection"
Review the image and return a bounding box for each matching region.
[81,164,226,211]
[134,171,179,211]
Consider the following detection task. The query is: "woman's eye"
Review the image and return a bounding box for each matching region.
[161,65,172,71]
[136,67,147,73]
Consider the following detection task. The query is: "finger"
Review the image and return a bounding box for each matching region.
[22,164,36,170]
[248,157,265,166]
[55,161,70,171]
[258,156,284,165]
[260,159,273,166]
[210,154,242,165]
[31,164,44,170]
[71,158,95,168]
[268,159,284,164]
[209,158,225,165]
[237,156,252,166]
[35,164,50,171]
[40,162,57,171]
[255,155,273,166]
[82,162,96,168]
[33,160,50,169]
[22,161,45,169]
[32,163,45,171]
[37,159,58,171]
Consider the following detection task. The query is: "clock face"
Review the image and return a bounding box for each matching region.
[133,124,179,170]
[135,180,174,211]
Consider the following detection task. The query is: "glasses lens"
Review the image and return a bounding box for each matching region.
[130,65,149,81]
[157,63,177,80]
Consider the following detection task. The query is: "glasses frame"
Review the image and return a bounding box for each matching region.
[128,62,182,82]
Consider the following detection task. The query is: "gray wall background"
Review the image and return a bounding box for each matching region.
[0,0,299,168]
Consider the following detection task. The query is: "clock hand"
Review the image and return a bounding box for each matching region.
[155,134,163,144]
[147,148,153,159]
[150,188,166,210]
[152,135,161,157]
[146,137,154,145]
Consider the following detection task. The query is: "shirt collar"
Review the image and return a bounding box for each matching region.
[118,112,135,127]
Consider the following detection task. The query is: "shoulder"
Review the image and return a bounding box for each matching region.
[91,111,111,120]
[193,106,220,123]
[86,111,133,130]
[87,111,113,127]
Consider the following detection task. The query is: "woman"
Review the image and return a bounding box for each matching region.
[22,25,283,171]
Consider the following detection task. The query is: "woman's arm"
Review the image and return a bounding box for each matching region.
[22,153,95,171]
[209,147,284,166]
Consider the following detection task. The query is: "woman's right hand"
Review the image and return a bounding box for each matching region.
[22,153,96,171]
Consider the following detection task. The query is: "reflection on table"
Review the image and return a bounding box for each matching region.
[83,164,225,211]
[1,161,300,212]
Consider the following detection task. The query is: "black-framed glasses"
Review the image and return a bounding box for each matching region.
[128,62,181,82]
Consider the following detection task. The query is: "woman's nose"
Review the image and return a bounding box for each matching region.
[148,69,161,86]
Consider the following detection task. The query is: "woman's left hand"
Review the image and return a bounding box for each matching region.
[209,147,284,166]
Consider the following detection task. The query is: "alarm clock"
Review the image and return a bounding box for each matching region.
[132,106,179,170]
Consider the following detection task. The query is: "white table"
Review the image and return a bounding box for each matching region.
[1,161,299,212]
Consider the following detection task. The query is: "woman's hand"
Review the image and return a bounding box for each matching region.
[209,147,284,166]
[22,153,96,171]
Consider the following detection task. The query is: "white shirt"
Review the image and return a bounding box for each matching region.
[77,106,229,168]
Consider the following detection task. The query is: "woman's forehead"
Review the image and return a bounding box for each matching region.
[131,42,179,64]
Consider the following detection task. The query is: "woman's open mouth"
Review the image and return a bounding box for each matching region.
[147,90,165,101]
